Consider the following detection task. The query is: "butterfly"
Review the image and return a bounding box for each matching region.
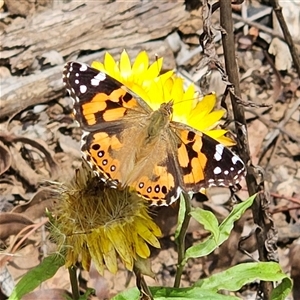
[63,61,245,206]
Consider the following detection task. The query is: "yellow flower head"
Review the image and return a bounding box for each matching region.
[91,50,235,146]
[53,162,162,275]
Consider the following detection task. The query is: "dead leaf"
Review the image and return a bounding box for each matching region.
[0,213,34,240]
[0,142,11,176]
[12,189,57,220]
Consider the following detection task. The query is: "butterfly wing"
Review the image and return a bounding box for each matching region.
[63,62,153,183]
[63,61,245,206]
[173,123,245,192]
[63,62,151,131]
[129,125,245,206]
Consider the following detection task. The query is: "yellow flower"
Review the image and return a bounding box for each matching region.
[92,50,235,146]
[53,162,162,275]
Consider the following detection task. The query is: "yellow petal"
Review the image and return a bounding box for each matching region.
[128,223,150,258]
[135,236,150,258]
[135,218,161,247]
[132,51,149,75]
[81,244,91,271]
[190,110,224,131]
[138,214,162,238]
[144,57,163,79]
[100,233,118,274]
[106,226,133,269]
[119,50,132,79]
[87,234,105,275]
[206,129,236,146]
[91,61,105,72]
[103,52,120,79]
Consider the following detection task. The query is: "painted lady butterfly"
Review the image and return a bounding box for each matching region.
[63,62,245,206]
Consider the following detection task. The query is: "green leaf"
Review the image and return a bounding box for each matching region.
[194,262,291,295]
[218,194,256,237]
[78,288,95,300]
[112,287,140,300]
[150,286,240,299]
[113,286,240,300]
[174,194,186,242]
[113,262,291,300]
[190,208,219,242]
[185,194,256,260]
[8,254,65,300]
[271,277,293,300]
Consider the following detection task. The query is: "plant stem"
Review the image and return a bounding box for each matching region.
[69,266,80,300]
[174,192,191,288]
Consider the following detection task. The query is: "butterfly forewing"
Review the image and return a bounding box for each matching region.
[63,62,148,131]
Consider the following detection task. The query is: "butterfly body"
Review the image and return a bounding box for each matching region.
[63,62,245,205]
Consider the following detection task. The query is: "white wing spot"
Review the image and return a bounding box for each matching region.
[75,73,79,77]
[91,72,106,86]
[237,168,245,174]
[79,64,88,71]
[80,85,87,94]
[75,79,79,84]
[213,166,222,175]
[232,155,242,165]
[224,170,229,175]
[214,144,224,161]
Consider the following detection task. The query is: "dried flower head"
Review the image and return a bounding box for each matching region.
[53,163,162,275]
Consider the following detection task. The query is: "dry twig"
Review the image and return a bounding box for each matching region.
[269,0,300,77]
[219,1,276,299]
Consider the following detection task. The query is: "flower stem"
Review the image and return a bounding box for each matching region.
[68,266,80,300]
[174,192,191,288]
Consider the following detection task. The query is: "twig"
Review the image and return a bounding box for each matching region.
[219,1,275,299]
[261,98,300,150]
[270,193,300,205]
[232,12,285,42]
[245,109,300,144]
[174,192,191,288]
[269,0,300,77]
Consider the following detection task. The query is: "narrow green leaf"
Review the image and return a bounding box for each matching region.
[185,194,256,260]
[151,286,240,299]
[271,277,293,300]
[194,262,291,294]
[111,287,139,300]
[174,194,186,242]
[8,254,65,300]
[113,286,240,300]
[190,208,219,242]
[218,194,256,237]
